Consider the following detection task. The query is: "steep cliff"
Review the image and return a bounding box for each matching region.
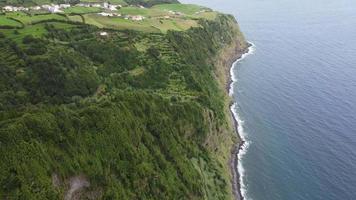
[0,8,248,199]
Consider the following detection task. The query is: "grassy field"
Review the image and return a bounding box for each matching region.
[84,14,159,32]
[152,3,209,15]
[67,14,84,23]
[0,15,23,27]
[0,4,217,34]
[83,13,199,33]
[117,6,167,17]
[5,12,67,25]
[1,0,51,6]
[80,0,127,5]
[196,11,217,20]
[0,22,77,42]
[117,4,215,19]
[150,18,199,33]
[64,6,102,14]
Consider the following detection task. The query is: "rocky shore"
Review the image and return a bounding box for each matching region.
[227,45,250,200]
[227,42,251,200]
[214,35,250,200]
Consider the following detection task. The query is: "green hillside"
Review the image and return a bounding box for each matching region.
[0,2,248,199]
[0,3,216,33]
[0,0,178,7]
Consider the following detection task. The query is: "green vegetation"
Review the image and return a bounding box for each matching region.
[0,4,217,34]
[63,6,102,14]
[0,1,248,199]
[0,0,50,6]
[80,0,126,4]
[118,6,167,16]
[153,3,208,15]
[123,0,179,7]
[0,0,177,7]
[5,12,68,25]
[82,14,200,33]
[0,15,23,27]
[0,22,77,42]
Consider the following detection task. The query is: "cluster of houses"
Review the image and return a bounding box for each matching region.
[0,3,197,22]
[2,5,28,12]
[77,2,121,11]
[195,9,208,15]
[2,4,70,13]
[97,12,145,21]
[1,2,121,13]
[168,10,183,16]
[126,15,145,21]
[97,12,121,17]
[1,3,146,21]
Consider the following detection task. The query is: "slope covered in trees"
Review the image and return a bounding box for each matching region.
[0,5,248,199]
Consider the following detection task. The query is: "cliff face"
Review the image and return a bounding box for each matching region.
[206,16,249,200]
[213,25,249,200]
[167,14,248,199]
[0,11,247,200]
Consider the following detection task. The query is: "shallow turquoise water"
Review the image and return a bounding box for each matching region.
[183,0,356,199]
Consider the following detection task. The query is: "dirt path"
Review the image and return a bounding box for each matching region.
[64,176,90,200]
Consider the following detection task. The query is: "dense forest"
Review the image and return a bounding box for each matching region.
[0,3,247,199]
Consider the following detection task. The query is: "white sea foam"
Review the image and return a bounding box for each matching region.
[229,42,255,200]
[231,103,251,199]
[229,43,255,96]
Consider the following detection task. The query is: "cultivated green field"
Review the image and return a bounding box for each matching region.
[1,22,77,42]
[67,14,84,23]
[80,0,127,4]
[1,0,51,6]
[152,3,209,15]
[82,13,200,33]
[0,4,217,35]
[196,11,218,20]
[0,15,23,27]
[117,6,167,17]
[5,12,67,25]
[64,6,102,14]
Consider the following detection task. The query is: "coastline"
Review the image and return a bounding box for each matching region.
[198,15,252,200]
[226,42,254,200]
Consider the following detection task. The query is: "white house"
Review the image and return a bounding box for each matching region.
[3,6,15,11]
[2,6,28,11]
[108,5,117,11]
[100,31,108,36]
[98,12,113,17]
[168,10,183,16]
[59,4,71,8]
[48,5,62,13]
[42,4,57,12]
[30,6,41,10]
[131,15,144,21]
[92,4,101,8]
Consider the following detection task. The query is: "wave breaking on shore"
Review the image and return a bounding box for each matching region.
[229,43,255,200]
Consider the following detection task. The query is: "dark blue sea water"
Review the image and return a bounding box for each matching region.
[183,0,356,199]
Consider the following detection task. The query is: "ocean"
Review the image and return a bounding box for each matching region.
[182,0,356,199]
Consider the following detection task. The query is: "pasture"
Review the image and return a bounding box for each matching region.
[152,3,209,15]
[0,4,218,36]
[64,6,102,14]
[0,15,23,27]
